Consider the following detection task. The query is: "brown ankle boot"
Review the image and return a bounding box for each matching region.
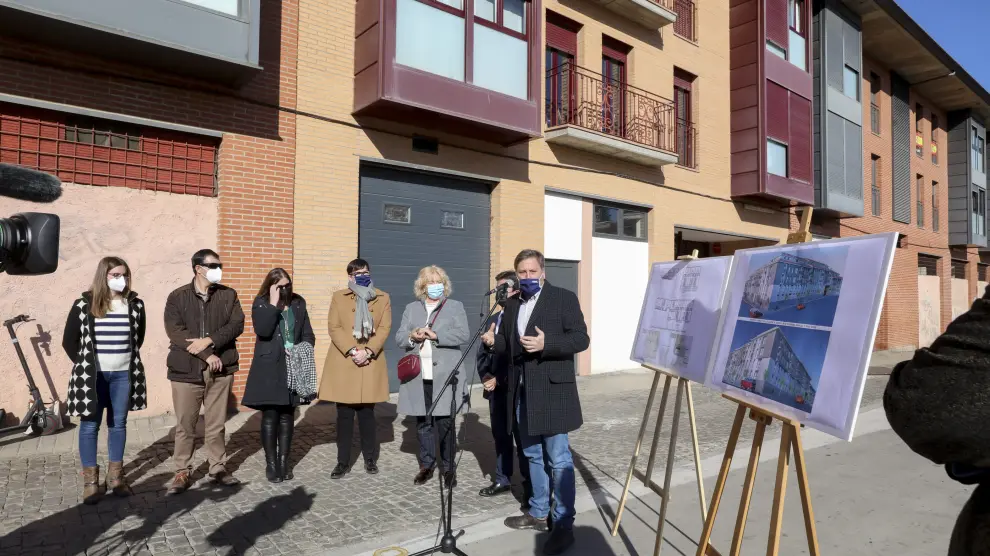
[106,461,132,497]
[82,466,102,505]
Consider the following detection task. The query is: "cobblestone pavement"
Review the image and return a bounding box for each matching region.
[0,371,888,556]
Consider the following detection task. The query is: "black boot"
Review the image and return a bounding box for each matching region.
[277,411,295,481]
[261,410,281,483]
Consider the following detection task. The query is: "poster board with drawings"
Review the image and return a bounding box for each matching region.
[630,256,733,383]
[704,232,898,441]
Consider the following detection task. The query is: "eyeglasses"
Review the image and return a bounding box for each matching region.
[107,272,128,279]
[200,263,223,270]
[350,271,370,277]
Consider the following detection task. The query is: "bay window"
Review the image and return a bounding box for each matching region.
[395,0,532,100]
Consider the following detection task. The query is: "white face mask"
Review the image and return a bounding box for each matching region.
[107,276,127,293]
[205,267,223,284]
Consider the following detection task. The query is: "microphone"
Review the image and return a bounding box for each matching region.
[484,279,515,296]
[0,164,63,203]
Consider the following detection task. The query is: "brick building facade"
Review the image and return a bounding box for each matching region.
[0,0,298,412]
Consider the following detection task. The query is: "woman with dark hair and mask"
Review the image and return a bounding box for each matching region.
[63,256,147,505]
[242,268,316,483]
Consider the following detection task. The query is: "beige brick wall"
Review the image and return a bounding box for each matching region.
[293,0,793,366]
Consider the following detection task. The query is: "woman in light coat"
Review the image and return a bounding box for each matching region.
[318,258,392,479]
[395,265,470,488]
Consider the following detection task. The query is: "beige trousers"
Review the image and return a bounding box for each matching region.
[171,369,233,475]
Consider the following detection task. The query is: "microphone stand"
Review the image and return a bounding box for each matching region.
[411,293,504,556]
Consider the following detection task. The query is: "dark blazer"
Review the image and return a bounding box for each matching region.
[884,287,990,556]
[494,282,589,436]
[477,311,510,400]
[241,295,316,409]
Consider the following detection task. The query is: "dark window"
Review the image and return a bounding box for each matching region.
[932,181,939,232]
[600,37,630,140]
[869,72,881,134]
[974,189,986,235]
[673,0,696,42]
[384,204,412,224]
[63,116,141,151]
[979,264,988,282]
[917,175,924,228]
[594,203,647,240]
[952,260,967,280]
[915,104,924,157]
[918,254,939,277]
[871,155,881,216]
[545,48,575,127]
[674,68,696,168]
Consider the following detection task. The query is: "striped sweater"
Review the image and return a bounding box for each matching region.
[93,299,132,371]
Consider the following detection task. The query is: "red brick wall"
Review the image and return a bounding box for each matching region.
[803,55,963,351]
[0,0,299,406]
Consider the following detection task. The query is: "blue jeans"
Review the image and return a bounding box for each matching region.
[79,371,130,468]
[516,387,576,530]
[490,391,531,489]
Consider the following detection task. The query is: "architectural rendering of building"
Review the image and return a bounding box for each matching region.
[743,253,843,313]
[724,326,817,409]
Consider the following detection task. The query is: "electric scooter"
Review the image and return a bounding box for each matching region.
[0,314,59,439]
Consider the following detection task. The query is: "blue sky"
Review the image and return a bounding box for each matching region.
[896,0,990,91]
[729,321,830,389]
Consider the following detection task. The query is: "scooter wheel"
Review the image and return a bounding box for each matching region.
[30,412,59,436]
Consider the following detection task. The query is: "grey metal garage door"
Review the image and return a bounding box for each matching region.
[358,163,492,393]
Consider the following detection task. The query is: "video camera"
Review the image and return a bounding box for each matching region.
[0,163,62,276]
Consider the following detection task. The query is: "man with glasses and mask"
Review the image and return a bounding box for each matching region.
[482,249,589,555]
[164,249,245,494]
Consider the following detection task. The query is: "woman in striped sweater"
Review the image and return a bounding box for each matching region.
[63,256,147,504]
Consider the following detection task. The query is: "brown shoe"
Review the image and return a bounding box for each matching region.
[413,467,435,485]
[167,470,192,495]
[82,466,102,505]
[504,513,549,532]
[106,461,133,497]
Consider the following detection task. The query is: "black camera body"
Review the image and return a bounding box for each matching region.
[0,213,61,276]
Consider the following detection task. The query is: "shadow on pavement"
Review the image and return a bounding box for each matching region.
[532,526,622,555]
[207,486,317,555]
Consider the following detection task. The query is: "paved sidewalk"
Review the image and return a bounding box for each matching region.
[0,371,889,556]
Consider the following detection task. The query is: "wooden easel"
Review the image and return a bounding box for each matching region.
[611,249,708,556]
[695,207,821,556]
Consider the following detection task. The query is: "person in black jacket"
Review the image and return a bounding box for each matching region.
[884,288,990,556]
[241,268,316,483]
[482,249,589,555]
[477,270,532,501]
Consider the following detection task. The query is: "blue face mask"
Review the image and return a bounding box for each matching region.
[354,274,372,287]
[427,283,445,300]
[519,278,542,299]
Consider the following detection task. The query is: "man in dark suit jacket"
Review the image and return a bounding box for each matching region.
[482,249,589,555]
[476,270,532,501]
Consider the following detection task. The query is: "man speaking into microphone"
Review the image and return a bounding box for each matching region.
[482,249,589,555]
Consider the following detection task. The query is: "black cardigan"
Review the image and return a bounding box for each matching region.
[241,295,315,409]
[884,287,990,556]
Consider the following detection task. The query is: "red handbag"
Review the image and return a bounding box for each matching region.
[397,300,446,383]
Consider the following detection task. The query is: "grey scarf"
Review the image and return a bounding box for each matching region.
[349,281,378,340]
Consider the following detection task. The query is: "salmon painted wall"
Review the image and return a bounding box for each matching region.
[1,183,217,422]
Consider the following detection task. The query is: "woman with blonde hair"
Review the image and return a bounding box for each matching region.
[394,265,470,487]
[62,256,147,504]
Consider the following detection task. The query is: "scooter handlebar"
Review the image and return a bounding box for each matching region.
[3,315,30,327]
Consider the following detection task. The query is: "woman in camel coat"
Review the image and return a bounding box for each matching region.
[318,258,392,479]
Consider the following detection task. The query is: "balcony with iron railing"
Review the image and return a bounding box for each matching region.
[544,63,682,168]
[585,0,677,30]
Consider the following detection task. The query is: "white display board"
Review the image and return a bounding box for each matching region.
[705,233,898,441]
[630,256,733,383]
